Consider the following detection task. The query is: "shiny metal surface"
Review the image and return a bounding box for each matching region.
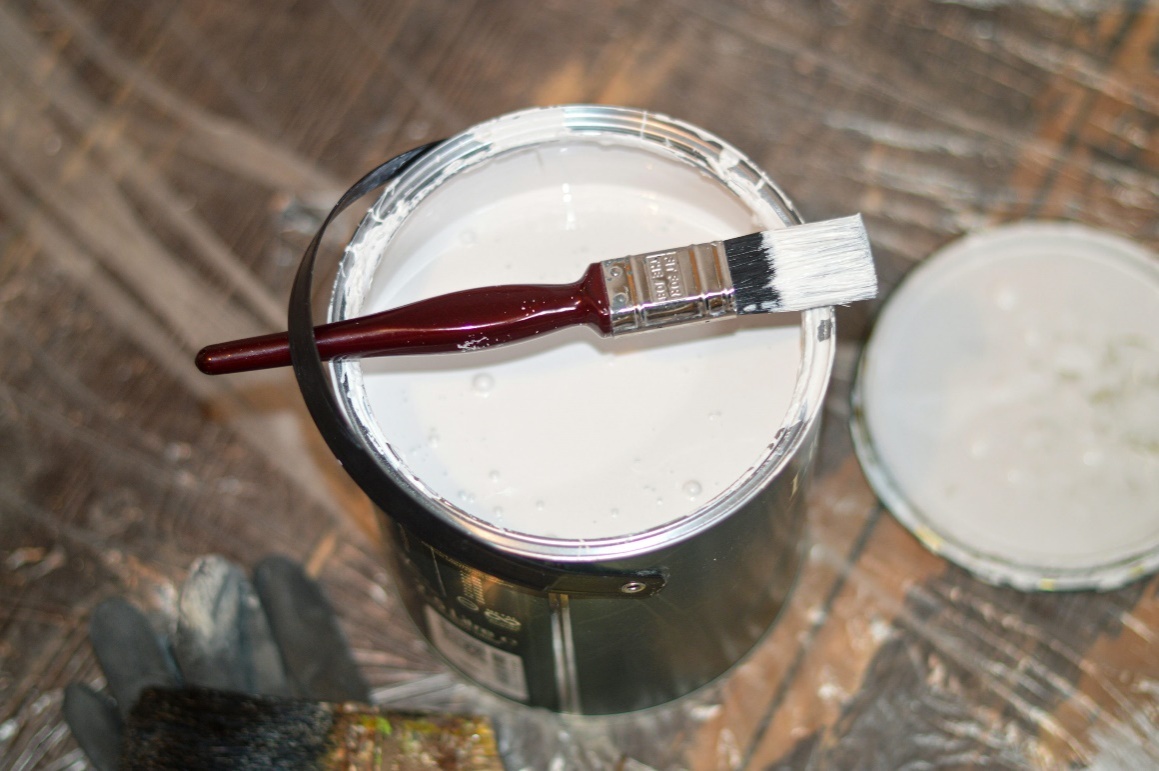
[603,241,736,334]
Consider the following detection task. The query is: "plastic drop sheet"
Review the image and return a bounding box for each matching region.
[2,0,1159,768]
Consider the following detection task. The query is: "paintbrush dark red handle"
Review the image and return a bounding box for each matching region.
[196,264,611,375]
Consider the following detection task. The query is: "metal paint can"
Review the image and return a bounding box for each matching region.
[292,106,835,714]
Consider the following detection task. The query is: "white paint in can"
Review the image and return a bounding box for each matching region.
[341,141,803,540]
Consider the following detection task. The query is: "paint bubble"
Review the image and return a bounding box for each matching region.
[427,431,440,448]
[472,373,494,394]
[489,470,501,483]
[993,285,1018,311]
[535,500,545,511]
[683,480,702,498]
[1082,449,1104,467]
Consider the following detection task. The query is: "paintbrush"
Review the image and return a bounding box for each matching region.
[195,214,876,375]
[122,687,504,770]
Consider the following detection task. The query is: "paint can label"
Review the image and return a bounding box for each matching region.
[387,522,541,703]
[424,605,529,700]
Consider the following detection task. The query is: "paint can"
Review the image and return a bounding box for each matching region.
[289,106,835,713]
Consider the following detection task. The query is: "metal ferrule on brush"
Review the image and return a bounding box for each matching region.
[602,242,737,334]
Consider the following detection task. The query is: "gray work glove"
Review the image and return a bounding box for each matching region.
[62,555,369,771]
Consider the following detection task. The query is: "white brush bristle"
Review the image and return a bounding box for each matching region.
[754,215,877,312]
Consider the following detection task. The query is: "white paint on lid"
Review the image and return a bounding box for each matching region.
[853,222,1159,591]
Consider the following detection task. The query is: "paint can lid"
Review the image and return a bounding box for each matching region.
[852,222,1159,591]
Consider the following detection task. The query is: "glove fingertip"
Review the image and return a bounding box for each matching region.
[89,597,181,716]
[253,555,371,703]
[62,683,122,771]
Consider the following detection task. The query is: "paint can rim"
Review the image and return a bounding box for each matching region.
[327,105,836,563]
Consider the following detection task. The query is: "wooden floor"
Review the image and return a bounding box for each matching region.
[2,1,1158,768]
